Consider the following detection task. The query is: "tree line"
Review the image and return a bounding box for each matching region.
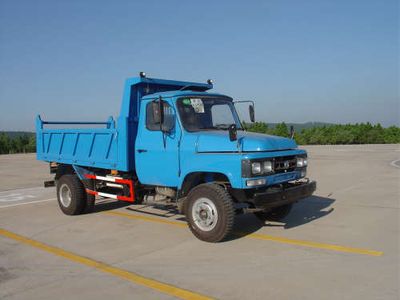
[0,122,399,154]
[244,122,400,145]
[0,133,36,154]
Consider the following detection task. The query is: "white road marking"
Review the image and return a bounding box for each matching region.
[0,186,55,208]
[0,193,36,202]
[0,198,55,209]
[390,159,400,168]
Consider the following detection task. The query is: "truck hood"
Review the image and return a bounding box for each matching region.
[195,131,297,153]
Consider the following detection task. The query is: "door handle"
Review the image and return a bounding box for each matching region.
[137,149,148,153]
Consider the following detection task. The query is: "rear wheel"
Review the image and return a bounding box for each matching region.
[83,179,95,213]
[56,175,86,215]
[255,203,293,222]
[185,183,234,243]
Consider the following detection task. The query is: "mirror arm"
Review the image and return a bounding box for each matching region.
[234,100,255,106]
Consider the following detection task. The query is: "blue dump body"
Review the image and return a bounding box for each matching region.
[36,116,118,169]
[36,77,212,172]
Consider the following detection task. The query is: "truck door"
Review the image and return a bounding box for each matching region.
[135,99,180,187]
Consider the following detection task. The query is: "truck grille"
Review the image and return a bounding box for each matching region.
[273,156,297,173]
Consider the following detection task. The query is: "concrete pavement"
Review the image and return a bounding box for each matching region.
[0,144,399,299]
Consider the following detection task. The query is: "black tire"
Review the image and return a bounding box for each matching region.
[56,175,86,215]
[83,179,95,213]
[177,198,186,215]
[136,182,146,204]
[185,183,235,243]
[255,203,293,222]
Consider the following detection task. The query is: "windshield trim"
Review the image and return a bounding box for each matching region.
[176,96,243,133]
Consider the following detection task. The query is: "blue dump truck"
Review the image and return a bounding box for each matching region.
[36,73,316,242]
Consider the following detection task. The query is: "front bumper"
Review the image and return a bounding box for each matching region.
[251,180,316,209]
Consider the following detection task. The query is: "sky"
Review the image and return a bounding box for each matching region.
[0,0,398,131]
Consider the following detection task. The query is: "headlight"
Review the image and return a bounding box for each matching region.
[297,157,306,167]
[242,160,274,177]
[263,161,273,173]
[251,162,262,174]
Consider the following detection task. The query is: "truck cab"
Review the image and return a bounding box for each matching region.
[36,73,316,242]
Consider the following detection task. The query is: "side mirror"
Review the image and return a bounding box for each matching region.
[229,124,237,141]
[249,105,255,122]
[151,97,164,126]
[161,108,175,133]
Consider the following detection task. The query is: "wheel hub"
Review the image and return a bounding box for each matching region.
[192,197,218,232]
[199,209,208,220]
[59,183,72,207]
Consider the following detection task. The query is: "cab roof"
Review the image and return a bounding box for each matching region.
[120,76,231,118]
[141,90,231,100]
[125,76,213,93]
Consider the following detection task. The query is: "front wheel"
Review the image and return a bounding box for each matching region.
[185,183,235,243]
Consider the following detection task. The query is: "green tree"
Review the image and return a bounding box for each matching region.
[383,126,400,143]
[247,122,269,133]
[0,133,11,154]
[242,122,400,145]
[27,135,36,153]
[273,122,289,137]
[0,133,36,154]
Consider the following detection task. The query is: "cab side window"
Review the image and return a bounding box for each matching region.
[146,101,175,131]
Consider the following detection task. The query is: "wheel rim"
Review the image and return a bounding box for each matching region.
[191,197,218,232]
[59,183,72,207]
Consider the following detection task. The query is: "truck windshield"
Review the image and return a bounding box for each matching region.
[177,97,242,132]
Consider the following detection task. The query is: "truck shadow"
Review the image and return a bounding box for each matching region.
[280,195,335,229]
[93,199,132,213]
[92,196,335,241]
[92,199,184,218]
[125,204,185,220]
[228,195,335,240]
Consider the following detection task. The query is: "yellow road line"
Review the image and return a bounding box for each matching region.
[104,211,383,257]
[246,233,383,256]
[0,228,212,300]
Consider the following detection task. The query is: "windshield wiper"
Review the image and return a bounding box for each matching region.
[214,124,231,130]
[199,124,243,131]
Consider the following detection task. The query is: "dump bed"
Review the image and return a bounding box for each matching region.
[36,76,212,171]
[36,116,119,169]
